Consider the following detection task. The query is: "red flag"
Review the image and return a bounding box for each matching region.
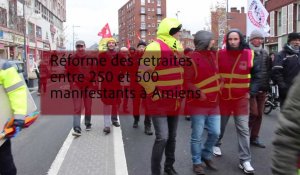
[136,32,141,40]
[98,23,112,38]
[127,39,131,48]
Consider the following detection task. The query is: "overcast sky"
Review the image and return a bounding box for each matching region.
[65,0,246,49]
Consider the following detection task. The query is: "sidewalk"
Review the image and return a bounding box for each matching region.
[47,115,128,175]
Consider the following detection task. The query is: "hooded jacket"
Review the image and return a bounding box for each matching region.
[225,29,249,51]
[184,31,220,112]
[272,44,300,96]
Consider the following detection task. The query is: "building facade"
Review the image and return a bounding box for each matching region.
[118,0,166,48]
[0,0,66,66]
[180,29,194,49]
[211,7,246,48]
[264,0,299,53]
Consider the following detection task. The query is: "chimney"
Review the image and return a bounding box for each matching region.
[231,7,239,13]
[241,7,245,13]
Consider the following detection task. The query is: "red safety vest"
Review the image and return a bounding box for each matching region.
[153,39,183,98]
[218,49,254,100]
[144,39,184,114]
[190,51,220,103]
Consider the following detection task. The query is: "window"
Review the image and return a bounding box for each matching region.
[28,22,35,42]
[148,24,151,27]
[0,7,7,27]
[148,8,151,11]
[148,0,150,3]
[152,8,155,12]
[141,15,145,22]
[36,25,42,39]
[282,6,287,34]
[141,7,145,13]
[270,11,275,36]
[141,0,145,5]
[141,31,146,38]
[157,0,161,6]
[157,7,161,14]
[148,15,151,19]
[152,23,155,27]
[288,4,293,33]
[298,5,300,21]
[278,11,282,27]
[141,22,146,29]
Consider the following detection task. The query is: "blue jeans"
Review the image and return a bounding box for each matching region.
[191,114,220,165]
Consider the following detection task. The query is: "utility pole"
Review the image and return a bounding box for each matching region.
[23,0,28,84]
[226,0,229,31]
[72,25,80,51]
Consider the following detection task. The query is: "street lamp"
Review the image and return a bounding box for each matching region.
[176,10,180,20]
[72,25,80,51]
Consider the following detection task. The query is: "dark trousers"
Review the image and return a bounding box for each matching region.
[249,92,266,140]
[133,90,151,127]
[151,116,179,175]
[0,140,16,175]
[72,86,92,128]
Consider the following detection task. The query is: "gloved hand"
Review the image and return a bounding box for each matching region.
[12,119,25,138]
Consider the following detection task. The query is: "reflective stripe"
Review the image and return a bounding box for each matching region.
[202,84,221,93]
[273,66,283,69]
[220,73,250,79]
[224,83,249,88]
[195,74,220,88]
[156,67,183,75]
[4,81,24,93]
[154,79,183,86]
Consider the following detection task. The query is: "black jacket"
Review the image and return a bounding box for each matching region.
[272,44,300,98]
[250,49,272,95]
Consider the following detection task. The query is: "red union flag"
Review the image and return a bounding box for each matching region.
[98,23,112,38]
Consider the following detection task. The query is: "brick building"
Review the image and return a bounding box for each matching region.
[0,0,66,61]
[179,29,194,49]
[118,0,166,48]
[211,7,246,48]
[264,0,299,52]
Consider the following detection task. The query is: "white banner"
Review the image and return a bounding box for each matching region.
[247,0,270,37]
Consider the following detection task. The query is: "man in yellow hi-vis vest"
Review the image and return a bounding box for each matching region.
[0,58,28,175]
[138,18,184,175]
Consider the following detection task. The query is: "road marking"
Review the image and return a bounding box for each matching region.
[113,115,129,175]
[47,115,129,175]
[47,116,83,175]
